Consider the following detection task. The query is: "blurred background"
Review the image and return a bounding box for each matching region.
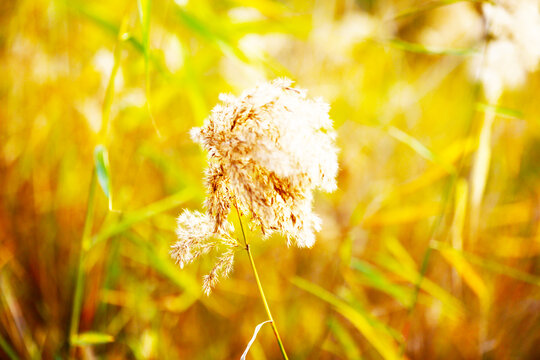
[2,0,540,358]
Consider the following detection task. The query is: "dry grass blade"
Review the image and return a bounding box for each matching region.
[292,277,402,360]
[375,253,465,319]
[391,0,489,20]
[431,241,540,287]
[0,274,40,360]
[240,320,272,360]
[470,107,496,237]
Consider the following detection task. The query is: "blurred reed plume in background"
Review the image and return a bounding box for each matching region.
[2,0,540,359]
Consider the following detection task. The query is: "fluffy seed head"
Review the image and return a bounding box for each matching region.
[171,78,338,294]
[472,0,540,101]
[191,78,338,247]
[202,249,235,296]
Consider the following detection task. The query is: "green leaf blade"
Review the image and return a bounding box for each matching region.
[94,145,111,202]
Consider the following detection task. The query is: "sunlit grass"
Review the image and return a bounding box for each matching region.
[2,0,540,358]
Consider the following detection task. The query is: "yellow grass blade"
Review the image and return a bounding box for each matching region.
[71,332,114,346]
[292,277,402,360]
[439,247,490,306]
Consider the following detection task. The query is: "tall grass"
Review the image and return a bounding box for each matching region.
[1,0,540,358]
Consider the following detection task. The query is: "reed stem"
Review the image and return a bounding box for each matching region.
[235,206,289,360]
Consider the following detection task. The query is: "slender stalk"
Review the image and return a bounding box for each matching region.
[235,206,289,360]
[469,107,495,242]
[0,332,18,360]
[69,168,97,359]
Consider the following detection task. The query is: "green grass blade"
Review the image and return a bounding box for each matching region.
[386,126,436,163]
[125,232,200,295]
[328,317,363,360]
[385,125,455,174]
[175,7,248,62]
[385,38,476,56]
[476,102,523,120]
[66,1,144,53]
[92,189,197,246]
[94,145,112,210]
[69,169,97,357]
[66,1,171,80]
[138,0,151,53]
[0,333,18,360]
[351,259,413,306]
[138,0,160,136]
[100,16,128,141]
[0,334,18,360]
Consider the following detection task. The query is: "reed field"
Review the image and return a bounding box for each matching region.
[2,0,540,359]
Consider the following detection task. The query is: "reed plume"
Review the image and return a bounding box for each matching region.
[473,0,540,102]
[171,78,338,295]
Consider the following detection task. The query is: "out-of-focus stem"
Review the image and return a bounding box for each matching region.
[68,168,97,359]
[235,206,289,360]
[470,107,496,240]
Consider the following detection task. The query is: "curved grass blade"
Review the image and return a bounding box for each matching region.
[328,317,363,360]
[439,247,490,306]
[385,38,476,56]
[125,231,200,296]
[362,202,441,227]
[240,320,272,360]
[100,16,129,141]
[430,241,540,287]
[94,145,112,210]
[175,7,248,62]
[92,188,197,246]
[385,125,455,174]
[0,333,18,360]
[138,0,160,136]
[476,102,523,120]
[351,259,412,306]
[67,1,172,79]
[0,274,40,360]
[374,252,464,318]
[392,0,488,21]
[66,1,143,53]
[292,277,402,360]
[349,137,475,227]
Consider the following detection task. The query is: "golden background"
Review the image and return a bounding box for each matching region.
[1,0,540,358]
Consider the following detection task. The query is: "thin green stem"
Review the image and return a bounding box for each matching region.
[0,332,18,360]
[68,168,97,359]
[235,206,289,360]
